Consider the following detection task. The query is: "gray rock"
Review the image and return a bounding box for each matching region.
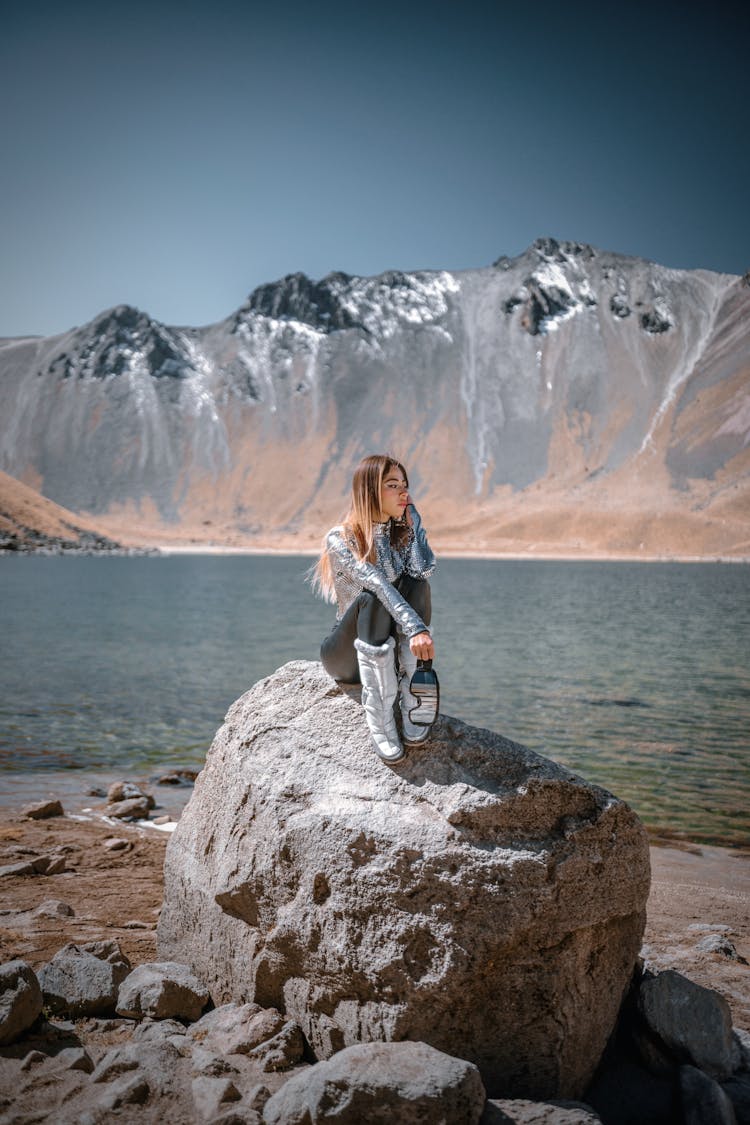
[723,1074,750,1125]
[96,1073,150,1109]
[55,1046,95,1072]
[131,1016,190,1043]
[735,1028,750,1071]
[695,933,747,961]
[190,1044,239,1077]
[0,959,43,1045]
[22,798,64,819]
[44,854,67,875]
[106,796,151,820]
[91,1039,182,1088]
[34,899,75,918]
[103,837,131,851]
[680,1064,737,1125]
[481,1101,603,1123]
[189,1002,285,1055]
[191,1075,242,1120]
[264,1040,486,1124]
[0,859,37,877]
[637,969,739,1080]
[116,960,209,1021]
[38,940,131,1016]
[20,1048,47,1070]
[107,780,156,807]
[247,1019,305,1072]
[158,661,650,1099]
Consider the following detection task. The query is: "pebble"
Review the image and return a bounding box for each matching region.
[22,799,64,820]
[34,900,75,918]
[107,781,155,807]
[157,770,197,785]
[122,920,156,930]
[103,838,131,852]
[106,797,151,820]
[152,815,172,826]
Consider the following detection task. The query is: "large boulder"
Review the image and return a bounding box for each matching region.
[158,661,650,1099]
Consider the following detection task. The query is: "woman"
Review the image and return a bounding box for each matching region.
[311,453,438,764]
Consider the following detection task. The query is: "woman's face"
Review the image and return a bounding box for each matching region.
[379,466,409,521]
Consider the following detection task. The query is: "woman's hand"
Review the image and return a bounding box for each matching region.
[404,495,414,528]
[409,631,434,661]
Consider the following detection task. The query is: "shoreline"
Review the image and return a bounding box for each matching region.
[3,543,749,563]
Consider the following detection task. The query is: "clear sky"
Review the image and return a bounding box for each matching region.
[2,0,748,338]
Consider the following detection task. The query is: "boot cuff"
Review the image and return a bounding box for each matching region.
[354,636,396,658]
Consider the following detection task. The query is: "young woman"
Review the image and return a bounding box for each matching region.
[311,453,438,764]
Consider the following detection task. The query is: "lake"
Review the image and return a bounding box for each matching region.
[1,555,748,846]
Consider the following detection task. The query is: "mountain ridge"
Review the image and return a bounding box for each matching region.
[0,238,748,557]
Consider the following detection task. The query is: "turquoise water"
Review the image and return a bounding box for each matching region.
[1,555,748,845]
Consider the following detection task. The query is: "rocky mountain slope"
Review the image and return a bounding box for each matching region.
[1,238,748,556]
[0,470,123,553]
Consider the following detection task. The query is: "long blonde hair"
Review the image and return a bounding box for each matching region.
[310,453,410,603]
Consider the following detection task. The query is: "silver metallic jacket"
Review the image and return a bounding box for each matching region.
[326,505,436,638]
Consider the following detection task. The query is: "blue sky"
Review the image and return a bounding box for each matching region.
[2,0,748,337]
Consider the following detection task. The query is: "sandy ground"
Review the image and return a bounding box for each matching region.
[1,808,748,1032]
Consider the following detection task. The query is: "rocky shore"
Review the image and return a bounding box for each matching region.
[1,673,749,1123]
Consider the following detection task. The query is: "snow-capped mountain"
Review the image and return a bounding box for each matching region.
[1,238,748,555]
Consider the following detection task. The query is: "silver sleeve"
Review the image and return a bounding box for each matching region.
[326,528,429,638]
[402,504,436,578]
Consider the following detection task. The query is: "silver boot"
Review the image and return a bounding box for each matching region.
[354,636,404,763]
[398,635,439,745]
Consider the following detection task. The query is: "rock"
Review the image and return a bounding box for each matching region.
[116,961,209,1021]
[481,1101,603,1123]
[0,859,37,877]
[22,798,64,819]
[91,1039,181,1086]
[695,933,747,961]
[106,796,151,820]
[107,780,156,807]
[103,837,131,851]
[97,1074,150,1109]
[248,1019,305,1072]
[0,959,43,1045]
[191,1075,242,1120]
[637,969,739,1080]
[122,919,156,929]
[34,899,75,917]
[189,1003,285,1055]
[680,1064,737,1125]
[86,786,108,797]
[264,1040,486,1124]
[191,1045,239,1077]
[153,815,172,825]
[158,769,198,785]
[44,854,67,875]
[735,1028,750,1070]
[38,940,131,1016]
[723,1073,750,1125]
[56,1046,95,1072]
[158,661,650,1099]
[20,1048,47,1070]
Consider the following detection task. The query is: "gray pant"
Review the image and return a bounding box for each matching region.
[320,576,431,684]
